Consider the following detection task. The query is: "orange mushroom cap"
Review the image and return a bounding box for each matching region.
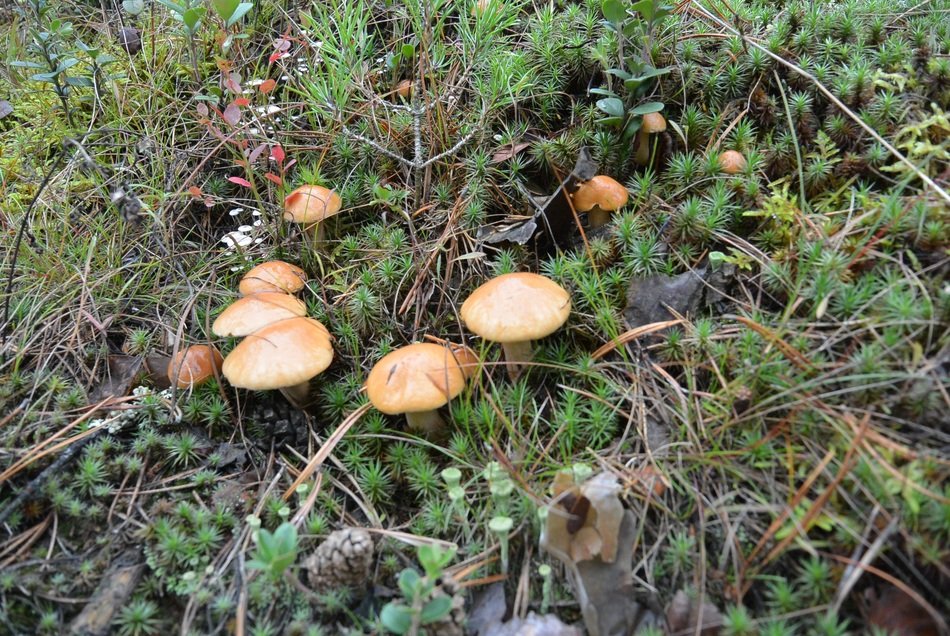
[239,261,307,295]
[284,185,342,225]
[168,344,224,389]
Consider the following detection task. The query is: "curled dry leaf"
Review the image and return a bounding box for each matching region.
[541,470,624,564]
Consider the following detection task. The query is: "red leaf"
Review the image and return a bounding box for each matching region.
[259,79,277,94]
[264,172,283,186]
[271,144,285,166]
[234,97,250,107]
[222,102,241,126]
[228,176,253,188]
[188,186,204,198]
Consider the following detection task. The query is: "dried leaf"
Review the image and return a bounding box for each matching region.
[666,589,722,636]
[866,584,941,636]
[574,510,647,636]
[259,79,277,94]
[88,356,143,404]
[491,140,532,163]
[68,554,144,636]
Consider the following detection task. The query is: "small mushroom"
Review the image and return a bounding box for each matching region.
[239,260,307,295]
[719,149,747,175]
[366,342,471,435]
[571,175,629,229]
[167,344,223,389]
[394,79,413,99]
[634,112,667,166]
[222,317,333,409]
[284,185,343,245]
[212,292,307,337]
[460,272,571,378]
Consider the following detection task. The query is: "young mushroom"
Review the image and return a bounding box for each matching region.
[366,342,471,435]
[212,292,307,337]
[222,317,333,409]
[719,149,747,175]
[283,185,343,245]
[461,272,571,378]
[634,112,667,166]
[239,260,307,295]
[167,344,224,389]
[571,175,629,229]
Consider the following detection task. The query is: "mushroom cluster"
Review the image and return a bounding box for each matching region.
[215,260,334,409]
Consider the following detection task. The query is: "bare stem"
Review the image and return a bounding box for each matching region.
[501,341,533,380]
[588,208,610,228]
[404,410,446,435]
[279,381,312,410]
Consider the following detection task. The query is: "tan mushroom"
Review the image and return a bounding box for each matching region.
[239,260,307,296]
[460,272,571,378]
[212,292,307,337]
[284,185,343,244]
[168,344,224,389]
[571,175,629,228]
[222,317,333,409]
[635,112,667,166]
[366,342,471,435]
[719,149,747,175]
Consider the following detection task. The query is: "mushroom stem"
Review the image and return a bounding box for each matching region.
[587,207,611,229]
[279,381,313,410]
[634,130,651,166]
[501,341,533,379]
[404,410,446,435]
[303,221,326,248]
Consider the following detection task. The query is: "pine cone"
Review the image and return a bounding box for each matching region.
[304,528,374,594]
[422,577,466,636]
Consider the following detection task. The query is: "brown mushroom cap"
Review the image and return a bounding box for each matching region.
[284,185,342,225]
[168,344,223,389]
[641,112,667,134]
[212,292,307,337]
[571,175,629,213]
[239,261,307,295]
[461,273,571,343]
[366,343,469,415]
[222,317,333,390]
[719,149,747,175]
[395,79,413,99]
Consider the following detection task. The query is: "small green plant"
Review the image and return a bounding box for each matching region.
[246,522,298,582]
[12,1,87,127]
[156,0,208,81]
[379,544,457,635]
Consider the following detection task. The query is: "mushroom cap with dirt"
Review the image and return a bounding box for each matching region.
[283,185,342,243]
[167,344,224,389]
[222,317,333,408]
[460,272,571,377]
[718,149,747,175]
[239,260,307,295]
[571,175,629,228]
[212,292,307,337]
[365,342,471,435]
